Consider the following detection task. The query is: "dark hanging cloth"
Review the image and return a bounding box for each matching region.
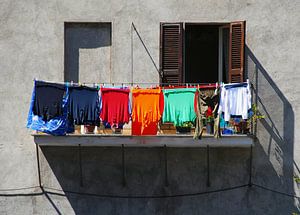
[27,81,74,136]
[33,81,65,121]
[193,88,221,139]
[68,86,100,126]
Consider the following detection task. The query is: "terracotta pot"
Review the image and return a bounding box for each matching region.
[84,125,95,134]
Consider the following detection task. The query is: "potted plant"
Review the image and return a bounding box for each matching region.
[205,107,214,134]
[206,116,214,134]
[176,122,193,134]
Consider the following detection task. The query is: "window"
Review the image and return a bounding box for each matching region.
[64,22,112,83]
[160,21,245,84]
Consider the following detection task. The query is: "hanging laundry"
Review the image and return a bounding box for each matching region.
[193,88,220,139]
[68,86,100,126]
[131,89,164,135]
[218,82,251,122]
[27,81,74,135]
[100,88,131,128]
[162,88,196,126]
[33,81,65,121]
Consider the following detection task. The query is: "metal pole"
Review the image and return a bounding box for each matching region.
[131,23,134,85]
[248,145,253,187]
[131,22,162,79]
[164,145,169,187]
[122,144,126,186]
[207,145,210,187]
[78,144,83,187]
[35,143,42,188]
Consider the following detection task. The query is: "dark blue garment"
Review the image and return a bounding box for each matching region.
[224,82,248,89]
[27,81,74,136]
[33,81,65,121]
[68,86,100,126]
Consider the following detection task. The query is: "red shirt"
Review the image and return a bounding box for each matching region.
[100,88,130,127]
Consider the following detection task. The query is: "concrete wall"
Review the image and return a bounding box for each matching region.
[0,0,299,214]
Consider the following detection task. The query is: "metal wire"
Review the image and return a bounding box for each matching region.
[33,79,221,86]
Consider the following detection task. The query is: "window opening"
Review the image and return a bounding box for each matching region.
[185,24,219,83]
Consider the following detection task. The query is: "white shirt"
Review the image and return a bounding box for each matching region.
[218,83,251,121]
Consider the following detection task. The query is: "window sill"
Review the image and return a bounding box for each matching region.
[33,133,254,147]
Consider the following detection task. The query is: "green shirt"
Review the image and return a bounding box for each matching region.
[162,88,197,126]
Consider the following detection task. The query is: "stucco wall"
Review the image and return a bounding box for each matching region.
[0,0,299,214]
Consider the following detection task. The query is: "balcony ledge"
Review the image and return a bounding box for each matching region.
[33,134,255,148]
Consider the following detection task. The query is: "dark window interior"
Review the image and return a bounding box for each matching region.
[185,25,219,83]
[222,27,229,83]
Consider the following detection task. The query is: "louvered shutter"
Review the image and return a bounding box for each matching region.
[229,21,245,83]
[160,23,183,84]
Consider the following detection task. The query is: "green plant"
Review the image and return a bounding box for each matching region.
[181,122,193,128]
[248,104,265,131]
[294,175,300,184]
[206,116,214,123]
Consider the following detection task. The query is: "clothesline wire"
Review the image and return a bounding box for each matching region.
[131,22,163,81]
[34,79,249,86]
[1,183,300,199]
[33,79,223,86]
[0,185,40,192]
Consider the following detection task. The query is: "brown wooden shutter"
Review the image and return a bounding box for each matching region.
[229,21,245,83]
[160,23,183,84]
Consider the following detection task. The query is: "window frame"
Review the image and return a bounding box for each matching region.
[160,21,246,84]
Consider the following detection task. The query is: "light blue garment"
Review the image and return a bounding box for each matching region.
[27,81,74,136]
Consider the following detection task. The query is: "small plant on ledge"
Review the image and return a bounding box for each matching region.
[248,104,265,134]
[176,122,193,134]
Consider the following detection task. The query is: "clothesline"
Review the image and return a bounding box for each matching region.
[28,79,252,136]
[33,79,220,88]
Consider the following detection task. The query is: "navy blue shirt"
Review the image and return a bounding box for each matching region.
[33,81,65,121]
[68,86,100,126]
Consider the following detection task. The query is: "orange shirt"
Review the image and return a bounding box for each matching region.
[131,89,164,135]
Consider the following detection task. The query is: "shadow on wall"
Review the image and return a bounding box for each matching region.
[246,45,297,207]
[64,23,111,83]
[35,46,298,214]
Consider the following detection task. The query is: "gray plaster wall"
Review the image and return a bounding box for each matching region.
[0,0,299,214]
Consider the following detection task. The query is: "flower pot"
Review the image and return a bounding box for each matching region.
[112,127,122,134]
[176,126,191,134]
[206,122,214,134]
[84,125,95,134]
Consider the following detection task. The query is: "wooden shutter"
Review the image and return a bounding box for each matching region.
[229,21,245,83]
[160,23,183,84]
